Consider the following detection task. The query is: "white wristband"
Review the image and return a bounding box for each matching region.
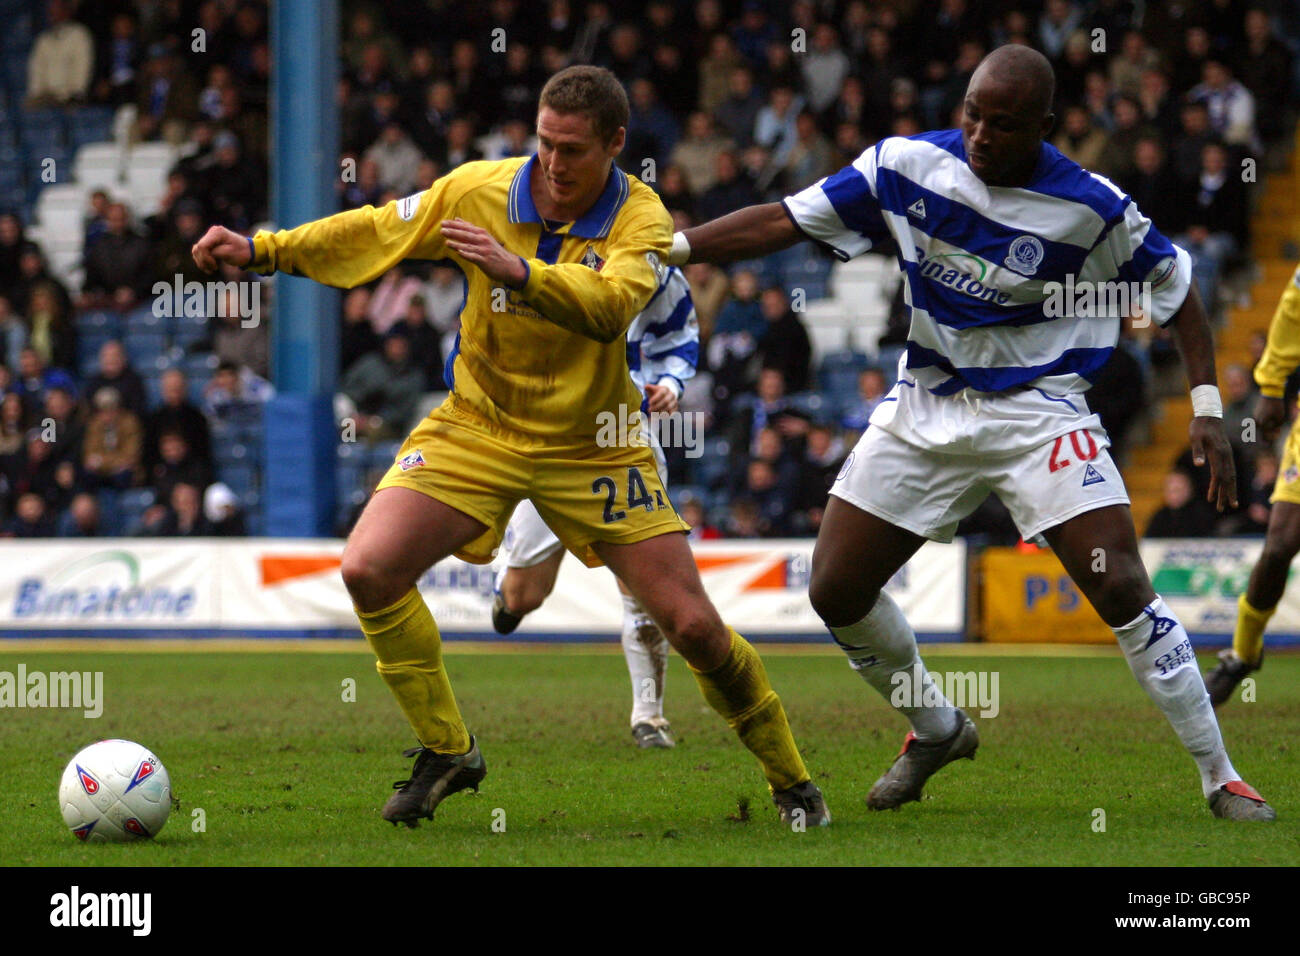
[1190,384,1223,418]
[668,231,691,266]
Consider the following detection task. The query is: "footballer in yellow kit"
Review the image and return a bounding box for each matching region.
[250,148,689,565]
[192,65,826,829]
[1208,262,1300,704]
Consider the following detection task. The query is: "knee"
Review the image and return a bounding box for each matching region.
[1259,535,1299,572]
[1089,559,1153,624]
[657,604,727,665]
[340,548,404,611]
[501,573,549,616]
[809,563,879,628]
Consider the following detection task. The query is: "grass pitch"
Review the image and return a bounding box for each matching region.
[2,644,1296,866]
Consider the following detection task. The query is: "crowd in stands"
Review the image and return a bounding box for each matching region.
[2,0,1299,542]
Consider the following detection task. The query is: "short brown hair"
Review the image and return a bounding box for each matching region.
[538,65,629,143]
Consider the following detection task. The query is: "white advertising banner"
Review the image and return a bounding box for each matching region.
[0,538,966,640]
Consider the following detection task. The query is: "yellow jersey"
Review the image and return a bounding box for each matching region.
[250,155,673,440]
[1255,262,1300,399]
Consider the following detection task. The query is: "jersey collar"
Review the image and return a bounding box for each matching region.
[507,153,630,239]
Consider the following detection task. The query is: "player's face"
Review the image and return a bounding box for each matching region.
[960,78,1051,187]
[536,107,625,217]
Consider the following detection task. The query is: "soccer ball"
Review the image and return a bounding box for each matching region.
[58,739,172,843]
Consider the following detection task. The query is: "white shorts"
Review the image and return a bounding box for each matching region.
[832,380,1130,542]
[500,427,670,569]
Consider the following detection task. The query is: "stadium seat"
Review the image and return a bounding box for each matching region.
[219,463,257,494]
[171,313,209,349]
[75,309,121,336]
[33,183,86,240]
[72,142,124,191]
[120,332,169,369]
[124,142,178,215]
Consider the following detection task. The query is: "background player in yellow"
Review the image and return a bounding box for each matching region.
[192,66,827,827]
[1207,262,1300,705]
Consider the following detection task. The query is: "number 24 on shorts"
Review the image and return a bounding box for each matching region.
[592,467,666,523]
[1048,429,1099,473]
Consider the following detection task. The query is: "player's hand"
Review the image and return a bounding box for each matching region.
[1253,395,1288,443]
[441,219,527,288]
[1189,416,1238,511]
[644,382,678,414]
[192,225,252,273]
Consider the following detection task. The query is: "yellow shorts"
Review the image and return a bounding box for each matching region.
[1273,415,1300,505]
[374,396,690,566]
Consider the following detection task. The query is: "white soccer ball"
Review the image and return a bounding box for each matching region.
[58,739,172,843]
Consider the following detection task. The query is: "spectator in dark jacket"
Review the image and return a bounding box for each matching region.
[143,369,212,472]
[2,492,55,538]
[149,429,213,504]
[1145,470,1218,538]
[81,203,153,310]
[757,285,812,393]
[84,340,148,420]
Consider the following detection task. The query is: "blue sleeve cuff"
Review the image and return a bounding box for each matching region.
[509,256,529,292]
[246,236,255,268]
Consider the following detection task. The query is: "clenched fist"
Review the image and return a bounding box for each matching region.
[192,225,253,273]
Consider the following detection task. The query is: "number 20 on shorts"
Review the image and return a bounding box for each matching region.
[1048,430,1098,473]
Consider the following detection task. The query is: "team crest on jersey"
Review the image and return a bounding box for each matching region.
[1081,463,1105,487]
[1004,235,1044,275]
[399,449,426,471]
[397,191,422,221]
[836,451,855,482]
[1287,465,1299,483]
[76,765,99,795]
[645,250,665,283]
[1146,256,1177,293]
[581,244,605,271]
[125,758,155,793]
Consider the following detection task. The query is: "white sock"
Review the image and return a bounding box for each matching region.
[830,591,958,741]
[621,594,668,727]
[1113,596,1237,798]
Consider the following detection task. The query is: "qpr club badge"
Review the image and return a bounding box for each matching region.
[1004,234,1044,276]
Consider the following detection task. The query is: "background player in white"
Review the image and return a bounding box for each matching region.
[492,264,698,749]
[668,45,1275,821]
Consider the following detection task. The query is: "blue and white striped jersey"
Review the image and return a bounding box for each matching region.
[626,264,699,410]
[783,128,1192,396]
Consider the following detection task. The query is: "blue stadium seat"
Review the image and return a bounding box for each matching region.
[171,314,209,349]
[368,441,401,469]
[218,463,256,494]
[122,331,169,368]
[75,309,121,337]
[125,306,166,332]
[818,349,869,393]
[691,437,732,490]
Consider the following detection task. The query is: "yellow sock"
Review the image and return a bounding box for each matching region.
[690,629,809,791]
[1232,593,1273,666]
[357,588,471,754]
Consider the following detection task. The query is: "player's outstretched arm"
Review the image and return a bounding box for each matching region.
[1167,282,1238,511]
[672,202,802,266]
